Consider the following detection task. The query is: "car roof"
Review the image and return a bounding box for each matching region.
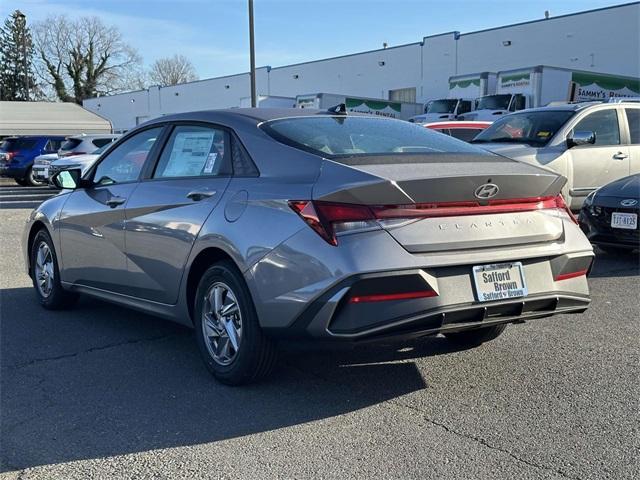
[519,100,640,114]
[146,107,373,127]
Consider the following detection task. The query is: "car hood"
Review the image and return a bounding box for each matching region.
[595,174,640,199]
[34,153,59,163]
[51,153,99,167]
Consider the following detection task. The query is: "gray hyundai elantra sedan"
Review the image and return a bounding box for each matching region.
[23,108,594,384]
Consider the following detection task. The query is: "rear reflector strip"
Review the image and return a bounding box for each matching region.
[349,290,438,303]
[554,269,588,281]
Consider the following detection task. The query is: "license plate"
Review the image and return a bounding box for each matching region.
[472,262,527,302]
[43,166,49,178]
[611,212,637,230]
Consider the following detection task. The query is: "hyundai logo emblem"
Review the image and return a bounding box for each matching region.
[620,199,638,207]
[474,183,500,199]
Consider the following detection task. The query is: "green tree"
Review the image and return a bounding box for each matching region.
[0,10,38,101]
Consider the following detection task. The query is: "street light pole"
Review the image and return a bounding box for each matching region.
[248,0,256,107]
[16,11,29,101]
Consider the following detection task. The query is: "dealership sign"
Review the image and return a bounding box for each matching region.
[572,72,640,100]
[345,98,402,118]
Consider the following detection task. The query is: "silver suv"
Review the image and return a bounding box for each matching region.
[58,134,120,157]
[472,102,640,209]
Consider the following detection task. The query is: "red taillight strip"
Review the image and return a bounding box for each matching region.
[554,269,588,281]
[371,196,561,219]
[349,290,438,303]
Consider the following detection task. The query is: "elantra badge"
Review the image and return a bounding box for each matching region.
[474,183,499,199]
[620,199,638,207]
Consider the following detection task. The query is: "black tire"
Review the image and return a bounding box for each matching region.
[598,245,636,255]
[14,178,28,186]
[194,260,277,385]
[30,229,78,309]
[444,324,507,347]
[25,167,45,187]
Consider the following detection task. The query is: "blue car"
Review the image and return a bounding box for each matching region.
[0,136,66,186]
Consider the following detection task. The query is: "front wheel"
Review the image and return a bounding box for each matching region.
[25,167,45,187]
[30,229,78,309]
[444,324,507,347]
[194,260,277,385]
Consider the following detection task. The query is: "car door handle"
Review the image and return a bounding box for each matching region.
[187,190,216,201]
[613,152,628,160]
[106,196,126,208]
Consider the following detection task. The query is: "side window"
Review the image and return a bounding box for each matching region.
[154,125,229,179]
[43,140,53,152]
[625,108,640,144]
[457,101,471,115]
[511,94,526,112]
[92,138,114,148]
[94,127,162,185]
[573,109,620,146]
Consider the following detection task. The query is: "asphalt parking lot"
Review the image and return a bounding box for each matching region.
[1,181,638,480]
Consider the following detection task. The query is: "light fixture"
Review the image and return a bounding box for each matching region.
[292,74,299,79]
[502,40,512,46]
[378,61,385,67]
[225,84,230,89]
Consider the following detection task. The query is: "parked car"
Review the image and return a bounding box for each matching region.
[579,174,639,253]
[24,108,594,385]
[41,143,112,183]
[32,153,60,182]
[58,133,120,158]
[425,121,492,142]
[0,136,65,186]
[471,101,640,210]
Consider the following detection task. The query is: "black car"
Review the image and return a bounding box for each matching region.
[579,174,640,254]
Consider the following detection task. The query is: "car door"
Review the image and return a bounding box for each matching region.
[58,126,165,294]
[123,123,233,304]
[623,106,640,175]
[566,107,630,209]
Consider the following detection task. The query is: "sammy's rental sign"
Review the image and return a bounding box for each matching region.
[572,72,640,100]
[345,98,402,118]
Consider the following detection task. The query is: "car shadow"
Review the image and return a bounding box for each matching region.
[588,248,640,278]
[1,286,437,472]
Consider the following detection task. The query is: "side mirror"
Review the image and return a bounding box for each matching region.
[567,131,596,148]
[52,168,82,190]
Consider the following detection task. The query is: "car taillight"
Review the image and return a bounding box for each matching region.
[4,152,16,161]
[290,194,576,246]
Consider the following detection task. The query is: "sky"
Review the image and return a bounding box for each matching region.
[0,0,630,80]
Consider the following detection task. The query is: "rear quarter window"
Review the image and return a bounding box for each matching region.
[92,138,114,148]
[60,138,82,151]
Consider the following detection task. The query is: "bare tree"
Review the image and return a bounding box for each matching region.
[149,54,198,87]
[33,15,144,103]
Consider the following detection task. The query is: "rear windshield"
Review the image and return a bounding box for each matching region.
[261,116,490,158]
[0,138,38,151]
[60,138,82,151]
[448,128,485,143]
[472,110,575,146]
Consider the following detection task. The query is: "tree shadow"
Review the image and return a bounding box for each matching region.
[1,286,434,471]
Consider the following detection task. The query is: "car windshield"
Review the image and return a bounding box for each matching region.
[261,116,490,158]
[0,138,38,151]
[477,94,512,111]
[426,100,458,114]
[471,110,575,146]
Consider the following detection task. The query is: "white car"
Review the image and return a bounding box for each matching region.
[58,134,120,158]
[32,153,60,181]
[42,144,112,184]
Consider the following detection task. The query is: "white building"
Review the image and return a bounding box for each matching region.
[84,2,640,131]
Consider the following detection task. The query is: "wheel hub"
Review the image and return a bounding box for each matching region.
[202,282,243,365]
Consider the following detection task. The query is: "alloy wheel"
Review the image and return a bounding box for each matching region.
[201,282,243,366]
[34,241,54,298]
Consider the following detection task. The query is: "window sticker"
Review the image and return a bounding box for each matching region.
[203,152,218,174]
[163,132,215,177]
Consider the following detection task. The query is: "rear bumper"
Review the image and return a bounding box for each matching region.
[249,223,594,342]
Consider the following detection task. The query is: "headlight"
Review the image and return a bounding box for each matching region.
[583,189,598,207]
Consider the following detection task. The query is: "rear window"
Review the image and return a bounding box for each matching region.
[0,138,39,151]
[60,138,82,151]
[261,116,489,158]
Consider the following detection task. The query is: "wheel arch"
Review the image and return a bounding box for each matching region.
[185,247,241,324]
[26,220,50,277]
